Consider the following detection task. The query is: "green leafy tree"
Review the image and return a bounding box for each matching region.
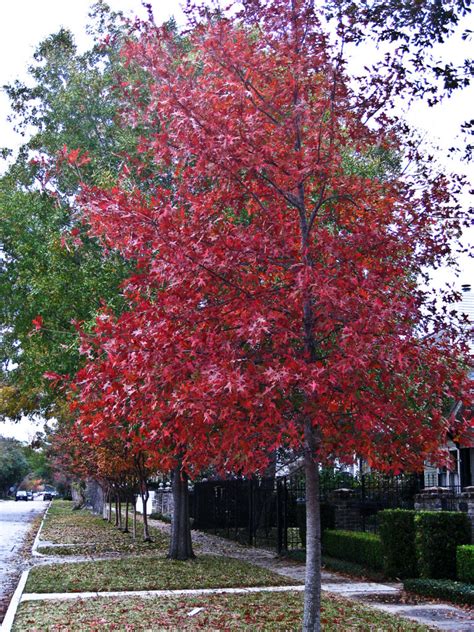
[0,2,140,417]
[23,434,53,483]
[0,437,29,496]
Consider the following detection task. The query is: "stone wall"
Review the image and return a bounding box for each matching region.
[330,488,363,531]
[415,486,474,541]
[414,486,457,512]
[459,486,474,541]
[329,485,474,540]
[152,488,173,518]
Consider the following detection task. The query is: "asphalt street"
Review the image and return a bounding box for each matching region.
[0,498,45,622]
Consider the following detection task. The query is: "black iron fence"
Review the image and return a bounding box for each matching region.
[190,471,432,553]
[191,478,280,549]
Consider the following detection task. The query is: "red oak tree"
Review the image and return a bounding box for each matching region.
[74,1,471,629]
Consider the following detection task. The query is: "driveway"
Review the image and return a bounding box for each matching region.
[0,498,46,622]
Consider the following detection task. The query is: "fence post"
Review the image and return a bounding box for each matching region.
[276,479,282,554]
[361,474,366,532]
[248,479,253,546]
[283,477,288,551]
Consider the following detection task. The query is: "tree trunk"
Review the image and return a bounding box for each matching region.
[123,500,129,533]
[117,497,123,530]
[302,421,321,631]
[114,495,119,527]
[168,463,195,560]
[140,488,152,541]
[102,489,108,520]
[108,494,112,522]
[132,497,137,540]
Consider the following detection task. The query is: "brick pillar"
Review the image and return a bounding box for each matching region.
[459,486,474,542]
[330,488,362,531]
[414,486,455,511]
[152,488,173,518]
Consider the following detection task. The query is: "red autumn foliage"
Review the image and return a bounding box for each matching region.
[69,2,471,626]
[75,2,471,476]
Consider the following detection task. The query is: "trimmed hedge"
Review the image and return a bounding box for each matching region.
[378,509,417,578]
[415,512,471,579]
[457,545,474,583]
[296,502,334,547]
[404,578,474,606]
[322,555,386,582]
[322,530,383,571]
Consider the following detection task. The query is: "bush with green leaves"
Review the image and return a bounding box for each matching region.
[404,578,474,606]
[322,530,383,571]
[415,512,471,579]
[378,509,418,578]
[457,545,474,583]
[321,556,386,581]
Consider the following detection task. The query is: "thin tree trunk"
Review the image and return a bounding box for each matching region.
[108,494,112,523]
[118,497,123,529]
[302,420,321,631]
[132,497,137,540]
[140,488,152,541]
[168,463,195,560]
[124,500,129,533]
[114,495,119,527]
[102,489,108,520]
[133,453,152,541]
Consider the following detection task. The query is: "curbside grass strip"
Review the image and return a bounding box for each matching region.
[21,584,305,602]
[31,501,51,557]
[1,570,30,632]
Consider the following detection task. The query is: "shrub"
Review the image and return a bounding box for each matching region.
[403,578,474,606]
[322,530,383,570]
[378,509,417,578]
[322,556,386,581]
[415,512,471,579]
[457,545,474,583]
[149,512,171,523]
[296,502,335,548]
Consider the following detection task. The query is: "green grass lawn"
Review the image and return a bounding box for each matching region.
[13,592,431,631]
[26,555,295,593]
[37,500,168,556]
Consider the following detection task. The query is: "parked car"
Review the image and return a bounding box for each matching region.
[15,490,28,501]
[27,491,33,500]
[43,492,53,501]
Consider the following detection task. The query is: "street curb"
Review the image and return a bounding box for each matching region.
[0,570,30,632]
[31,501,51,557]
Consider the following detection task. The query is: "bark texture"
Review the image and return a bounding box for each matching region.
[140,489,152,541]
[303,422,321,631]
[123,500,129,533]
[169,464,195,560]
[102,489,108,520]
[132,498,137,539]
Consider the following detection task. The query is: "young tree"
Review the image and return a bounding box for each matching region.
[78,2,471,629]
[71,304,205,556]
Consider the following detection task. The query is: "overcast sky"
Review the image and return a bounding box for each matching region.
[0,1,472,442]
